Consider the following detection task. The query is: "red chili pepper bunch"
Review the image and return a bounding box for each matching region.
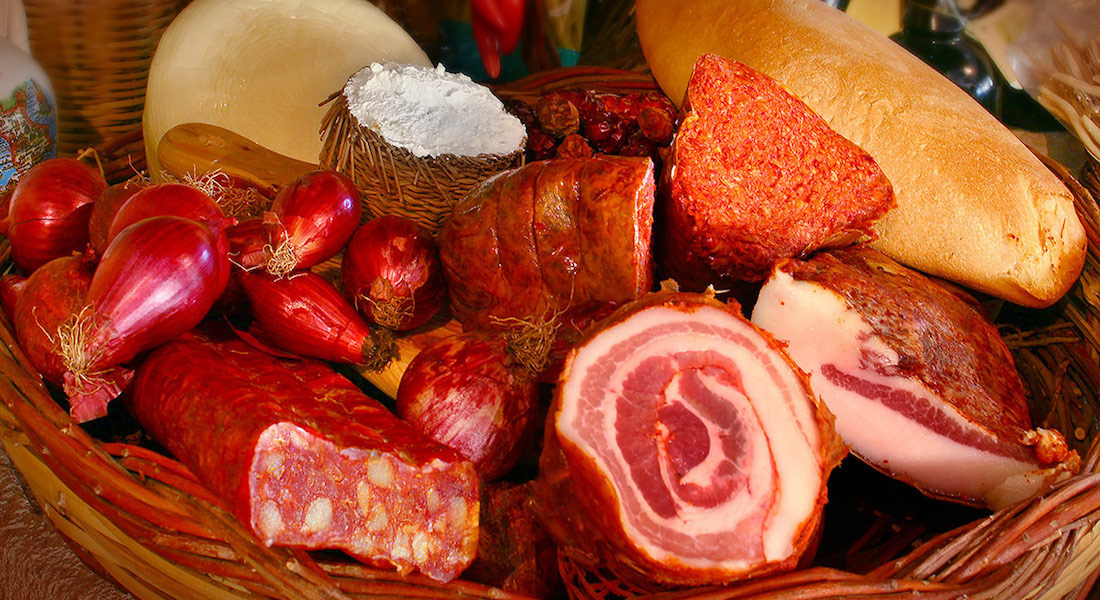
[471,0,525,79]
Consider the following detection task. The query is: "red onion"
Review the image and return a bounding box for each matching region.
[342,215,446,331]
[237,270,394,368]
[1,158,107,273]
[13,253,94,387]
[105,183,228,246]
[105,182,235,290]
[226,217,268,270]
[60,215,229,420]
[0,273,27,324]
[88,178,147,257]
[252,170,361,277]
[396,331,538,480]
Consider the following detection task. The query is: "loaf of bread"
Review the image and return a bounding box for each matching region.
[636,0,1086,308]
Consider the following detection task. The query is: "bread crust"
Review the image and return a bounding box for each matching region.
[636,0,1086,307]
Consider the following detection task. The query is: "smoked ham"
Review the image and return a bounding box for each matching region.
[536,288,845,586]
[659,54,894,288]
[751,247,1079,510]
[439,156,655,326]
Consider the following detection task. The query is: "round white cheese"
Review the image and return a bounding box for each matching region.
[142,0,431,179]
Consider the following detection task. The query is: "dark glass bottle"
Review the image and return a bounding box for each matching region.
[890,0,1002,118]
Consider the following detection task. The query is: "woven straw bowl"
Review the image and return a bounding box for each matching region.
[318,89,524,237]
[23,0,190,158]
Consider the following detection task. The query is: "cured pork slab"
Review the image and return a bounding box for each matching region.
[751,247,1078,510]
[537,289,844,586]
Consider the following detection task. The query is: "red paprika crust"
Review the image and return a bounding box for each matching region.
[659,54,895,288]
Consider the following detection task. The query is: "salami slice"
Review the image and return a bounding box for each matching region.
[128,337,479,582]
[537,289,845,586]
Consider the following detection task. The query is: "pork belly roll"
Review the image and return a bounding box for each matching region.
[537,288,845,586]
[751,247,1079,510]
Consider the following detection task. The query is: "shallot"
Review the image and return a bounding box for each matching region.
[60,215,230,421]
[1,158,107,273]
[396,331,538,480]
[0,273,27,324]
[88,178,146,257]
[341,215,446,331]
[105,182,235,289]
[105,183,228,246]
[235,170,361,277]
[13,253,95,388]
[237,270,394,369]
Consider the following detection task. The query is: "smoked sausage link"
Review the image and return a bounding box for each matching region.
[129,337,479,582]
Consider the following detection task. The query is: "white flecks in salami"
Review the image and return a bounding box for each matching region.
[449,496,468,531]
[258,500,283,542]
[425,487,441,511]
[412,529,432,565]
[304,497,333,533]
[368,456,395,488]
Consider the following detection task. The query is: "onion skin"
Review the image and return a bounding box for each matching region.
[88,178,147,257]
[226,217,268,270]
[13,254,95,386]
[262,170,361,276]
[0,274,28,325]
[61,215,230,418]
[105,183,227,246]
[396,331,538,480]
[3,158,107,273]
[238,270,394,369]
[342,215,446,331]
[105,182,235,290]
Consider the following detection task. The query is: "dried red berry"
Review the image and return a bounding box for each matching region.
[556,134,594,159]
[536,92,580,138]
[527,129,557,160]
[618,132,657,158]
[638,105,676,145]
[504,98,539,128]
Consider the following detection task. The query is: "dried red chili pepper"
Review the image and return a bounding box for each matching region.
[496,0,526,55]
[472,14,502,79]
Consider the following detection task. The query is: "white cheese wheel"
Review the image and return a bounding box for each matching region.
[143,0,430,179]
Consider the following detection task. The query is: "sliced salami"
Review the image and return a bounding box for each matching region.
[128,336,479,582]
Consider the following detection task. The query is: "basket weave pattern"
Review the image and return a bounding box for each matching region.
[23,0,190,157]
[318,92,523,236]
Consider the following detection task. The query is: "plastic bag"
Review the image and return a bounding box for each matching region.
[1006,0,1100,159]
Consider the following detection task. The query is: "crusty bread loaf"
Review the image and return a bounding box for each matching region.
[636,0,1086,308]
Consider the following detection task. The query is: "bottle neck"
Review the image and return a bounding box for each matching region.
[901,0,966,39]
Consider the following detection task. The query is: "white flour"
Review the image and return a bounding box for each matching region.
[344,63,526,159]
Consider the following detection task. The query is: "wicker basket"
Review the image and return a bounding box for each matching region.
[5,65,1100,597]
[22,0,190,158]
[317,89,524,237]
